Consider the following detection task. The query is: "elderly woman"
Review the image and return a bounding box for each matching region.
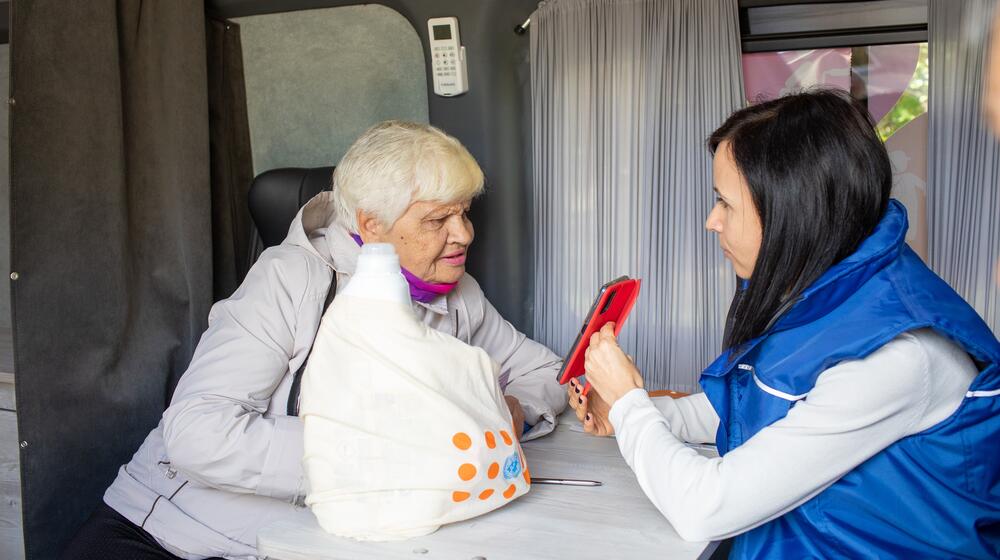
[63,121,566,560]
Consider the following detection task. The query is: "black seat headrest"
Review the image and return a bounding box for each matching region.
[248,167,335,248]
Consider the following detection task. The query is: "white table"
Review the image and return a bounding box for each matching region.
[258,412,719,559]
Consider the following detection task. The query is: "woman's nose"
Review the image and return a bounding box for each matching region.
[705,207,723,233]
[448,216,474,245]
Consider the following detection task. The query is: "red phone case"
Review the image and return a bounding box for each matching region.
[557,276,641,396]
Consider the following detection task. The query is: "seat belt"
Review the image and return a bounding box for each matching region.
[287,274,338,416]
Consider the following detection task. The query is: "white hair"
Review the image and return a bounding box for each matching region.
[332,120,485,231]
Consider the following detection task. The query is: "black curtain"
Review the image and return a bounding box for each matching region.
[207,17,255,301]
[10,1,212,557]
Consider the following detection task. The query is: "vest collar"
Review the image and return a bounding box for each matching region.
[703,201,908,376]
[770,200,908,332]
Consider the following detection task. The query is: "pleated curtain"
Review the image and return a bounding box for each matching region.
[530,0,745,392]
[928,0,1000,334]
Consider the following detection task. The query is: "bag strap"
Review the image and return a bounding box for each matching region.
[287,273,338,416]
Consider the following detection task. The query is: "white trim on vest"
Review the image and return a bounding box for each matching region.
[752,371,809,402]
[966,388,1000,398]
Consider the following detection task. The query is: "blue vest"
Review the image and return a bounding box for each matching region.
[701,201,1000,559]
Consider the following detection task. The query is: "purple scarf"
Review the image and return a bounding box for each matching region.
[350,233,458,303]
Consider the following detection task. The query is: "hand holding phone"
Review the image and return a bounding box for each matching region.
[557,276,641,396]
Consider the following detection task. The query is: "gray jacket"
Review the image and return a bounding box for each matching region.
[103,192,567,559]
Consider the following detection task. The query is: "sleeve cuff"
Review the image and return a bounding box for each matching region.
[257,414,306,502]
[503,386,560,440]
[509,394,558,441]
[521,413,556,441]
[609,388,654,432]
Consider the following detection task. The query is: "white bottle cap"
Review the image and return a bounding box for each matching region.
[356,243,400,274]
[342,243,410,305]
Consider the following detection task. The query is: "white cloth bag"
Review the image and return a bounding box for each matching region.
[300,244,530,541]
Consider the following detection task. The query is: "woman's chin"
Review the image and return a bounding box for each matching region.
[435,265,465,284]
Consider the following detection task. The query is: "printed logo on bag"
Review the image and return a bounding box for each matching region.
[502,452,522,480]
[450,429,531,503]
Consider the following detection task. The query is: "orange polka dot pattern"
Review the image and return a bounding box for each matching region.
[458,464,477,481]
[450,429,530,503]
[452,433,472,450]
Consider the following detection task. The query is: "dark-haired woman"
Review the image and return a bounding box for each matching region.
[571,90,1000,558]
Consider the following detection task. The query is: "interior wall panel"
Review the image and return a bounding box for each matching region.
[233,4,429,176]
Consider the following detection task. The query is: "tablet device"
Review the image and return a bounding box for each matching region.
[557,276,641,396]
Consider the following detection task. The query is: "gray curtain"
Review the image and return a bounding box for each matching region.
[530,0,744,392]
[928,0,1000,334]
[10,1,212,557]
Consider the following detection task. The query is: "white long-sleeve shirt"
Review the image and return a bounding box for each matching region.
[608,328,978,542]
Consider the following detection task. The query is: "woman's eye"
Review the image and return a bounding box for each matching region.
[715,197,728,209]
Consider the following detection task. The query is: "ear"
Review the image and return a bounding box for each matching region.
[356,209,385,243]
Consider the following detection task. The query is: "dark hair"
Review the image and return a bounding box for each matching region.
[709,89,892,350]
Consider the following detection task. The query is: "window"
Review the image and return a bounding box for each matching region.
[739,1,930,259]
[742,43,928,141]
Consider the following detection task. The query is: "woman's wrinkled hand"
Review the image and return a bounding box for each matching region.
[504,395,526,440]
[566,377,614,436]
[583,322,644,406]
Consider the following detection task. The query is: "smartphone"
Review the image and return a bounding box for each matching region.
[557,276,641,396]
